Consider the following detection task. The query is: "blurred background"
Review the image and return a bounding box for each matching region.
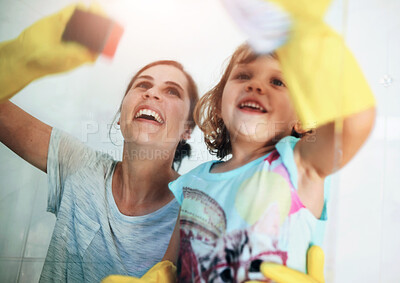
[0,0,399,282]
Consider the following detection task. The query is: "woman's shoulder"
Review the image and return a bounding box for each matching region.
[50,127,115,175]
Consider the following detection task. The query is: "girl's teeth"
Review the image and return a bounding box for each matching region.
[240,102,265,112]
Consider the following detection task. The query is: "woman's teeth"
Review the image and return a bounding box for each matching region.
[239,102,266,112]
[135,109,164,124]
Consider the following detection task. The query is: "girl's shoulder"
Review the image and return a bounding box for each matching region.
[179,160,219,179]
[275,135,300,154]
[273,135,301,188]
[169,160,216,205]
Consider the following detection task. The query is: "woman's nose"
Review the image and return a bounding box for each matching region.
[143,88,161,100]
[245,81,264,95]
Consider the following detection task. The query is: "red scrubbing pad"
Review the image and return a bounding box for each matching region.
[62,8,124,58]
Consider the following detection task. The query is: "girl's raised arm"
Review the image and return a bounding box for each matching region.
[0,101,52,173]
[295,107,376,179]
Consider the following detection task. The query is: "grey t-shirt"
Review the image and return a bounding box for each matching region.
[39,128,180,282]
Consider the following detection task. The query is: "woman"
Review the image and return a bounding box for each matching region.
[0,6,199,282]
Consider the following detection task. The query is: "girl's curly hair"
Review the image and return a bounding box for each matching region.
[194,44,311,159]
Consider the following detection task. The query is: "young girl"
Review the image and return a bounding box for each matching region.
[166,43,375,282]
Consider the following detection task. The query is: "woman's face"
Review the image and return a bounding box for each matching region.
[120,65,191,150]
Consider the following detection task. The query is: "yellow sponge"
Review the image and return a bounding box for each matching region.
[0,4,97,102]
[269,0,375,129]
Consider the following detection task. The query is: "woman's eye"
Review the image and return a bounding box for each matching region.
[167,87,180,97]
[136,81,151,89]
[271,78,285,87]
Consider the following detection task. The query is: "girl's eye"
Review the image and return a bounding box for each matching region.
[236,73,251,80]
[271,78,285,87]
[167,87,180,97]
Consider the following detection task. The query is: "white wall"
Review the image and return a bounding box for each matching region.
[0,0,399,282]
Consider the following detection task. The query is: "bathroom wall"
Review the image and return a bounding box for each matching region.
[0,0,399,282]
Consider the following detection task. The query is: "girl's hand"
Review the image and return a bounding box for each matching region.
[219,0,291,54]
[246,246,325,283]
[0,4,100,101]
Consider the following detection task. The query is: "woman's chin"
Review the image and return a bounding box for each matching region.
[121,123,162,142]
[123,132,160,144]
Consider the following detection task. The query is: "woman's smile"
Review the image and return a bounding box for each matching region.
[120,64,191,145]
[133,105,165,125]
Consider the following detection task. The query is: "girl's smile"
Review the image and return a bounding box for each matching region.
[237,98,268,114]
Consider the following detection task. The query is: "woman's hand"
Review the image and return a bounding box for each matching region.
[0,4,99,101]
[101,261,177,283]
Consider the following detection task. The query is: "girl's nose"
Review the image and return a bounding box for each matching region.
[245,81,264,95]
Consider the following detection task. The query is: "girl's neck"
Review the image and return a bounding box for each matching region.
[212,139,276,173]
[112,142,179,216]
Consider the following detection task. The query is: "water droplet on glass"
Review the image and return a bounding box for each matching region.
[380,75,393,87]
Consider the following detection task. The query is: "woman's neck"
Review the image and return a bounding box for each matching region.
[111,143,179,216]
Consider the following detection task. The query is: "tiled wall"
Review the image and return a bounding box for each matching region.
[0,145,55,282]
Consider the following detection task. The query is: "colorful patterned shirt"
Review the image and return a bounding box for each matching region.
[169,136,329,282]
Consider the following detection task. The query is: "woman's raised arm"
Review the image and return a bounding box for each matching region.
[0,5,102,172]
[0,101,52,172]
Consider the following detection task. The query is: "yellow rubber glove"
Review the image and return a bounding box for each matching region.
[101,261,177,283]
[267,0,375,129]
[246,246,325,283]
[0,4,99,102]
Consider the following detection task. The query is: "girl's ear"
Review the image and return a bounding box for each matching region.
[293,121,308,135]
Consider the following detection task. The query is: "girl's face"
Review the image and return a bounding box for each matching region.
[120,65,191,149]
[221,55,297,144]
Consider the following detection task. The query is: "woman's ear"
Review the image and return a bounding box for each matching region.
[181,126,192,141]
